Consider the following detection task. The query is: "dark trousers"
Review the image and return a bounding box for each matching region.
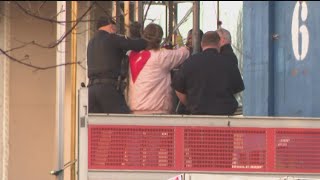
[88,83,130,113]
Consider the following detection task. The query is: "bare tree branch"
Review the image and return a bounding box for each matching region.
[37,1,47,15]
[27,1,32,11]
[0,48,82,71]
[3,2,98,52]
[4,1,150,71]
[50,4,65,20]
[24,1,95,49]
[33,61,82,72]
[4,40,34,53]
[95,2,112,18]
[1,1,95,71]
[77,58,87,70]
[74,26,95,35]
[14,1,61,24]
[94,1,127,24]
[13,1,94,24]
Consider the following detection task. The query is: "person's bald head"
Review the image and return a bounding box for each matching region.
[201,31,220,51]
[217,28,231,46]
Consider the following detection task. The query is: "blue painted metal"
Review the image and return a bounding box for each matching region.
[244,1,320,117]
[243,2,274,116]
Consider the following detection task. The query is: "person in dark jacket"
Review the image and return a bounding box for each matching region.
[217,28,243,112]
[173,28,204,114]
[185,28,204,55]
[172,31,245,115]
[87,16,146,113]
[217,28,238,65]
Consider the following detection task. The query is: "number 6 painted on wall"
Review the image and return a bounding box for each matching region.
[292,1,309,61]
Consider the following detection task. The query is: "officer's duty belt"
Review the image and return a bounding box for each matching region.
[88,78,117,86]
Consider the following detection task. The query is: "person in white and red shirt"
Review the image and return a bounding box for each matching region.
[127,23,190,114]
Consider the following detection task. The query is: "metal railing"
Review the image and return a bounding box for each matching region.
[78,88,320,180]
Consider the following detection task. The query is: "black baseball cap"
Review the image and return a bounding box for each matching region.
[96,16,116,30]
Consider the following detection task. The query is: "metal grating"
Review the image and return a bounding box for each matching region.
[184,127,266,171]
[275,129,320,172]
[87,125,320,173]
[88,125,176,170]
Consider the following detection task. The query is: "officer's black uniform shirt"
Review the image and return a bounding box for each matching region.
[87,30,146,79]
[220,44,238,65]
[172,48,245,115]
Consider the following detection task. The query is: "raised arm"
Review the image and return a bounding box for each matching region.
[158,46,190,71]
[114,34,147,52]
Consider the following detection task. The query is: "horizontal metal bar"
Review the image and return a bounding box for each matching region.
[87,170,320,176]
[87,114,320,128]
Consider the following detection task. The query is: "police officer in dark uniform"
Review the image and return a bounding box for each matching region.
[87,16,146,113]
[172,31,244,115]
[217,28,238,65]
[173,29,204,114]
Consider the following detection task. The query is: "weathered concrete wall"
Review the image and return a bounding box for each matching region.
[0,2,10,180]
[8,1,57,180]
[6,1,90,180]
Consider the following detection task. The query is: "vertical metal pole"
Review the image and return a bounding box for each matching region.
[165,2,168,39]
[192,1,200,54]
[124,1,130,36]
[173,3,178,45]
[0,2,10,180]
[77,88,88,180]
[217,1,220,29]
[56,1,66,180]
[135,1,143,24]
[78,2,90,180]
[168,1,174,44]
[112,1,120,31]
[70,2,77,180]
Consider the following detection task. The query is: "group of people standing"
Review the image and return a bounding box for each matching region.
[87,16,244,116]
